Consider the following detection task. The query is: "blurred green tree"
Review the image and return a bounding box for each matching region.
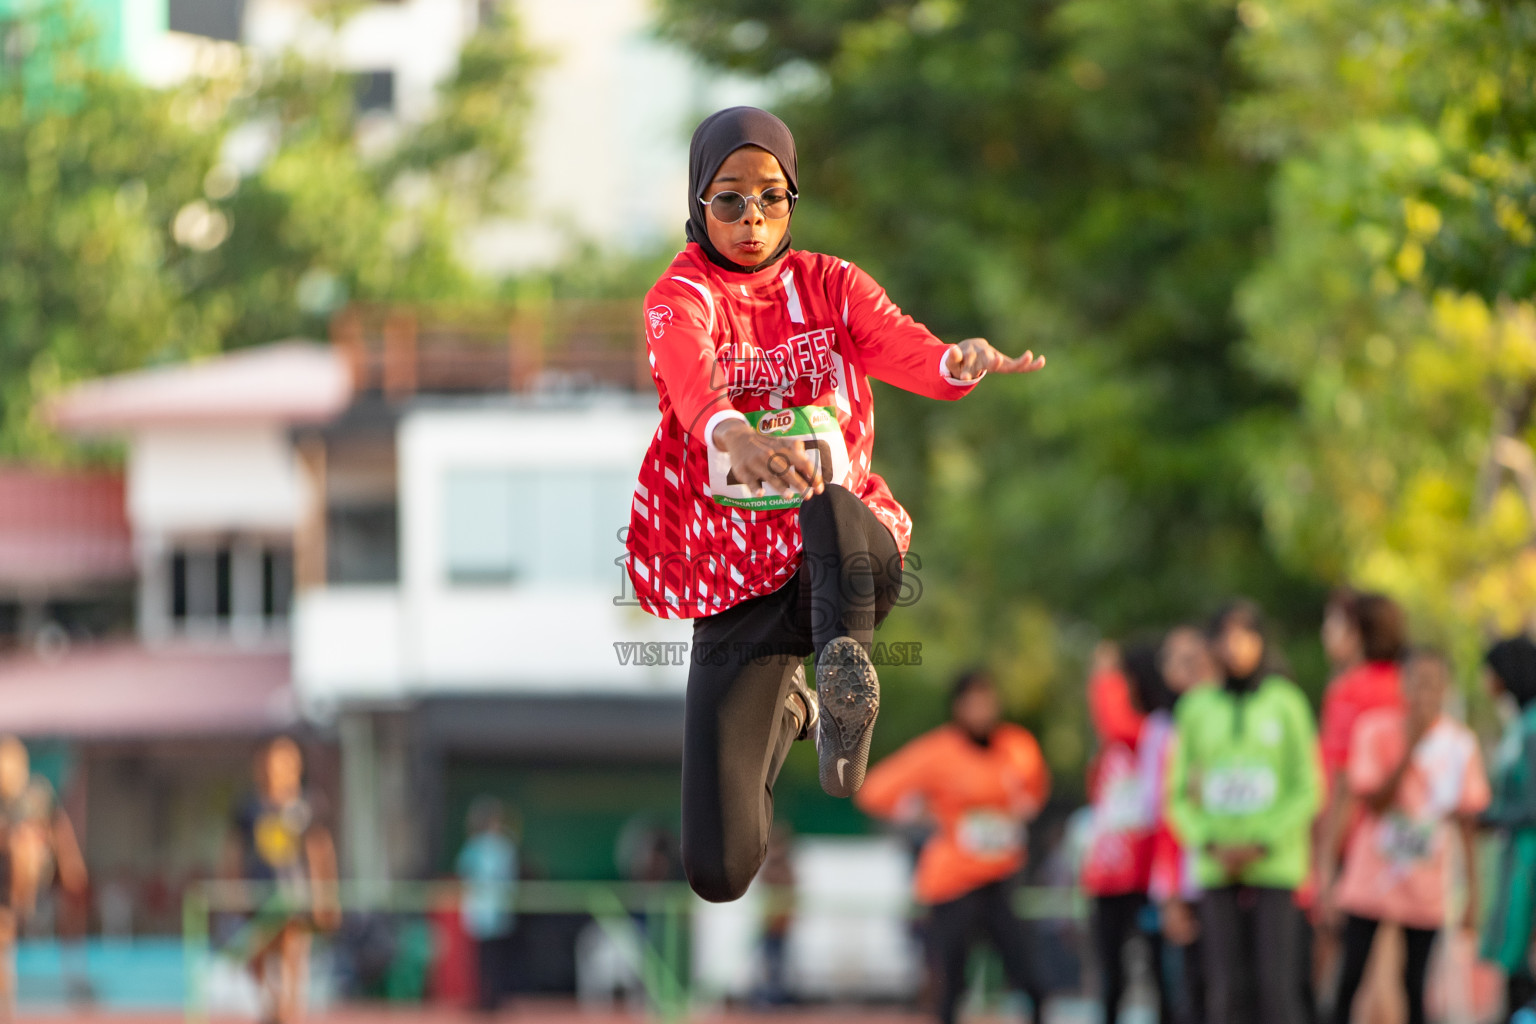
[1232,0,1536,666]
[0,1,535,459]
[657,0,1323,772]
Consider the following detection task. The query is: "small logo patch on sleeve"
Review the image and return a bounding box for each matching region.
[648,305,674,340]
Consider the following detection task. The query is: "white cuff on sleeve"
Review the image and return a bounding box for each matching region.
[703,408,748,448]
[940,344,984,387]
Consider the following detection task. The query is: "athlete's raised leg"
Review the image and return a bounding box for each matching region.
[680,585,814,903]
[798,484,901,796]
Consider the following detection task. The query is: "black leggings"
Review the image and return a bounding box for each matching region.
[1201,886,1305,1024]
[680,484,901,903]
[1177,932,1207,1024]
[1511,971,1536,1017]
[1092,893,1171,1023]
[929,877,1044,1024]
[1329,915,1436,1024]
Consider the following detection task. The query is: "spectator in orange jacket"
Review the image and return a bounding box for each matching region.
[857,670,1051,1024]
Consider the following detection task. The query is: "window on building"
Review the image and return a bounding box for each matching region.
[327,504,399,584]
[355,71,395,115]
[171,548,229,623]
[444,469,634,587]
[167,0,245,42]
[263,548,294,619]
[169,542,292,628]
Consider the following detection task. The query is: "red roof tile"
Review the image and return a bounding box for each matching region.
[0,642,295,738]
[0,469,133,588]
[47,341,351,432]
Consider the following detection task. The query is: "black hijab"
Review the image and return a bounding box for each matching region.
[685,106,799,274]
[1487,635,1536,708]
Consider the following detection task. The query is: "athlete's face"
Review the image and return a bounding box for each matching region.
[1403,656,1447,722]
[1321,606,1362,671]
[703,146,790,266]
[1218,618,1265,679]
[262,740,303,802]
[953,684,1001,736]
[1160,628,1216,693]
[0,739,26,801]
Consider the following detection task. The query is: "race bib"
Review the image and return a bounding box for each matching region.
[1202,764,1278,816]
[957,811,1023,858]
[707,405,851,510]
[1375,813,1435,866]
[1095,749,1153,833]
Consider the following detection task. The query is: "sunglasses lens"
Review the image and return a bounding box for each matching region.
[761,188,793,219]
[709,192,748,223]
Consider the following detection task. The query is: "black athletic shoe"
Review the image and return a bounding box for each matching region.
[814,636,879,798]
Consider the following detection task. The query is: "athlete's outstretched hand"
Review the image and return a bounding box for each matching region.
[946,338,1047,381]
[713,418,825,501]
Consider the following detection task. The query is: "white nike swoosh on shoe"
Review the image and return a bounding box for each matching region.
[836,758,849,787]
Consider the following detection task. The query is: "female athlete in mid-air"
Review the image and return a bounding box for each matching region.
[625,106,1046,902]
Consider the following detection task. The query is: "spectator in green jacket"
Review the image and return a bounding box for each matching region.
[1168,599,1322,1024]
[1480,635,1536,1020]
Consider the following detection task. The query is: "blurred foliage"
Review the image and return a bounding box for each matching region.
[657,0,1326,773]
[8,0,1529,784]
[500,240,679,304]
[0,0,535,459]
[1232,0,1536,677]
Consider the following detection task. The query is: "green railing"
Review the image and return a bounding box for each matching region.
[181,880,1086,1024]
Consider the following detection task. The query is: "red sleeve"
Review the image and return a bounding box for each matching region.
[1150,735,1188,901]
[644,277,736,444]
[1088,670,1144,749]
[1148,825,1182,903]
[836,261,978,400]
[855,731,941,819]
[1345,712,1394,798]
[1318,682,1354,776]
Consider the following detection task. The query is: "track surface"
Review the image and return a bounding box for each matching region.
[14,999,1098,1023]
[16,1011,1004,1024]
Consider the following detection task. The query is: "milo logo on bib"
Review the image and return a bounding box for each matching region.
[707,404,852,511]
[757,410,796,435]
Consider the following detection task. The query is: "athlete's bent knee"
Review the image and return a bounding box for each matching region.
[683,857,753,904]
[799,482,856,525]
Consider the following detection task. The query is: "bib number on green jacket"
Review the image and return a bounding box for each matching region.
[707,405,850,510]
[1202,764,1278,816]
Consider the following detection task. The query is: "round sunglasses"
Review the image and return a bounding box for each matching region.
[699,187,798,224]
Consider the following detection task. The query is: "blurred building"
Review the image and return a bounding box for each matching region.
[1,0,754,270]
[37,310,687,937]
[286,306,689,885]
[12,345,343,937]
[0,468,134,653]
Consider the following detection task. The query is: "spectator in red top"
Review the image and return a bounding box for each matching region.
[1082,642,1175,1024]
[625,107,1047,903]
[1315,592,1408,902]
[1314,590,1408,1024]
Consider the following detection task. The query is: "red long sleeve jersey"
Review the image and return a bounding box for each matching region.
[625,244,977,620]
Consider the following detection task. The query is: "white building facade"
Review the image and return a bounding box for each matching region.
[129,0,756,270]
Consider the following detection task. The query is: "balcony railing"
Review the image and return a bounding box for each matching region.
[329,301,649,397]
